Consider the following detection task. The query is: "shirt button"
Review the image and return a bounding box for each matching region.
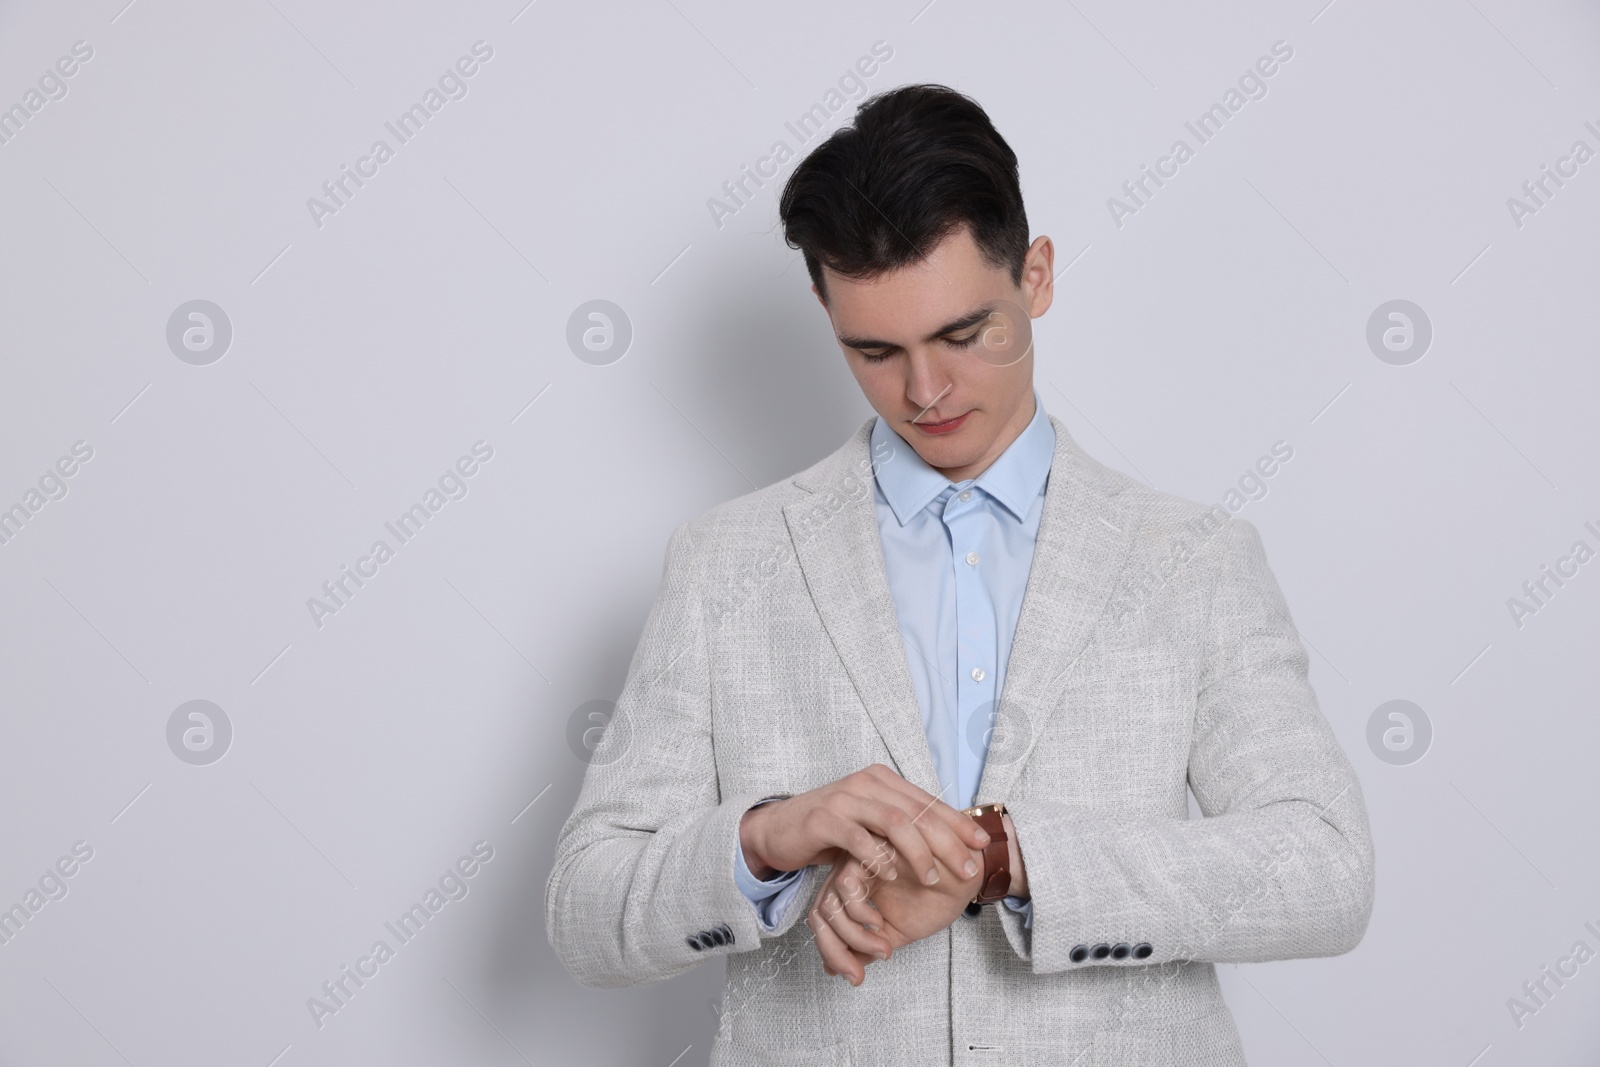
[965,551,979,566]
[959,489,972,502]
[971,667,985,681]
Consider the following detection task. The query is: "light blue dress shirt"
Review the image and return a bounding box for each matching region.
[734,388,1055,932]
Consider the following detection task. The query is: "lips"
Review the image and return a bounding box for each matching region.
[914,411,969,435]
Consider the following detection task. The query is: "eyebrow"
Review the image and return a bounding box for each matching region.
[835,303,997,352]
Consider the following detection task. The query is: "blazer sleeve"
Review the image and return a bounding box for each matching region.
[994,516,1375,974]
[545,522,822,988]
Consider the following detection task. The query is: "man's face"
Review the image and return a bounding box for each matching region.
[815,225,1055,482]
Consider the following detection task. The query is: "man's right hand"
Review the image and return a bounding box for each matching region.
[738,764,989,889]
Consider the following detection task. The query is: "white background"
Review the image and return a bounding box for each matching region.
[1,0,1597,1064]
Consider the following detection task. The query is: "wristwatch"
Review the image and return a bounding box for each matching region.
[961,802,1011,904]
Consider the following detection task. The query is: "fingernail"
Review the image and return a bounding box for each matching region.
[975,829,990,843]
[863,923,878,932]
[925,867,939,884]
[964,859,978,877]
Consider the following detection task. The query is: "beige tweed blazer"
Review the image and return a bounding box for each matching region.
[546,414,1374,1066]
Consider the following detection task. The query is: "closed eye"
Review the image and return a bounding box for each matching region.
[856,331,980,362]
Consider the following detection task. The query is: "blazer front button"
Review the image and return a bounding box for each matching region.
[1133,942,1153,959]
[1069,944,1089,963]
[1111,942,1131,960]
[1090,943,1111,960]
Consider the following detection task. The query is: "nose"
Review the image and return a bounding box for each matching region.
[905,350,954,419]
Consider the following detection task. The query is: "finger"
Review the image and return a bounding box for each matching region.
[855,787,982,885]
[813,803,929,883]
[854,834,897,883]
[867,809,944,886]
[827,791,948,885]
[826,861,912,954]
[895,782,994,856]
[819,787,969,887]
[833,873,894,956]
[832,865,876,910]
[813,868,885,971]
[842,832,894,882]
[859,765,992,844]
[815,871,863,923]
[857,766,993,853]
[809,902,867,985]
[877,804,984,888]
[818,882,891,960]
[826,869,891,945]
[819,945,875,978]
[821,945,877,978]
[909,810,985,886]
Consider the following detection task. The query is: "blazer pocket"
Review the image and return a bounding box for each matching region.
[1090,1004,1244,1067]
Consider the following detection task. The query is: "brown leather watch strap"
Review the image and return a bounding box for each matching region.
[965,804,1010,904]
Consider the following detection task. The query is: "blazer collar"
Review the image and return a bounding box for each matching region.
[785,405,1147,804]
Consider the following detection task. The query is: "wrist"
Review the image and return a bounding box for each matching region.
[739,802,779,880]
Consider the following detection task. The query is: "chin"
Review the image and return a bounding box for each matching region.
[914,441,977,470]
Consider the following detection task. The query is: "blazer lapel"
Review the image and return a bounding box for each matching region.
[783,412,1147,808]
[975,414,1145,803]
[784,419,945,800]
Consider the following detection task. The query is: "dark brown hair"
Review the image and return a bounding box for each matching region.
[778,83,1030,302]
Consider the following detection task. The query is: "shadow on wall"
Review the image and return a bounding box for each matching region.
[463,246,868,1064]
[655,229,878,491]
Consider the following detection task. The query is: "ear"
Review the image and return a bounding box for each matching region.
[811,282,828,311]
[1021,235,1055,319]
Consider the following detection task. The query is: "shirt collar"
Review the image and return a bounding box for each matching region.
[871,387,1054,526]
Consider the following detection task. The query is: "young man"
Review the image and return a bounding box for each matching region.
[547,84,1373,1066]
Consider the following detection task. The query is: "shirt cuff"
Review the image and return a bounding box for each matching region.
[1001,895,1034,930]
[734,836,803,898]
[733,798,807,931]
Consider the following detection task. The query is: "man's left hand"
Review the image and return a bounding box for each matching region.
[809,811,1029,985]
[808,842,982,985]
